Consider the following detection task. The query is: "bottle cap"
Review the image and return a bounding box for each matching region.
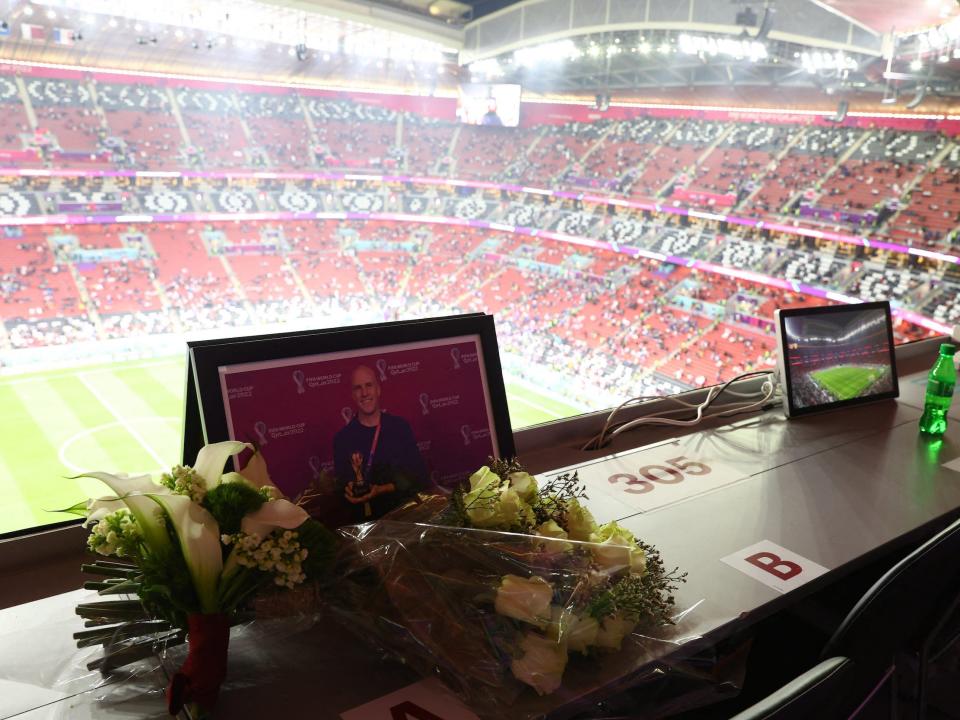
[941,343,956,356]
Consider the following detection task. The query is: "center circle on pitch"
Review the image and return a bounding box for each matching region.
[59,416,181,476]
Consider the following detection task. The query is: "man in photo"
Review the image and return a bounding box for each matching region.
[333,364,427,521]
[480,98,503,127]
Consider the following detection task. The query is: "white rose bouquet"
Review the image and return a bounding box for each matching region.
[333,458,687,719]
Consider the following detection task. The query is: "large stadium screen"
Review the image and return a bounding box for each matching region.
[776,302,899,417]
[456,83,522,127]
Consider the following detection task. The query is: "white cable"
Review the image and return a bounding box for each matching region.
[714,381,777,417]
[722,385,772,398]
[607,383,777,439]
[585,370,776,449]
[581,392,714,451]
[608,381,729,439]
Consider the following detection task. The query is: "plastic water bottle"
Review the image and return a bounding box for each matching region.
[919,343,957,436]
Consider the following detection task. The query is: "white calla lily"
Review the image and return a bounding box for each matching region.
[148,493,223,613]
[193,440,251,490]
[241,499,309,539]
[84,471,169,495]
[238,451,273,490]
[83,497,127,527]
[83,471,172,555]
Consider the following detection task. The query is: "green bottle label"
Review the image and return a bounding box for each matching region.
[930,380,955,397]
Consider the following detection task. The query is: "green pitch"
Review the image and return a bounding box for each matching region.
[0,357,581,537]
[809,365,886,402]
[505,381,584,429]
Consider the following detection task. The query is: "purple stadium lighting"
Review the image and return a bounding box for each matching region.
[0,168,953,266]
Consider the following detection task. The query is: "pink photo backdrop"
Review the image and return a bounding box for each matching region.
[220,338,497,525]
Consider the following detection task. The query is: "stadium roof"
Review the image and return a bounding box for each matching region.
[458,0,960,104]
[0,0,958,107]
[356,0,959,33]
[818,0,957,35]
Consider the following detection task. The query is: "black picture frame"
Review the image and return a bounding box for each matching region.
[775,300,900,418]
[184,314,514,473]
[181,313,487,464]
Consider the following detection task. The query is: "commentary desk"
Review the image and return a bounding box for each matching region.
[1,338,958,719]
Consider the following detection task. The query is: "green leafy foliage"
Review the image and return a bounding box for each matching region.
[296,519,338,578]
[486,457,527,479]
[449,459,590,535]
[136,522,199,630]
[453,458,685,630]
[202,481,265,536]
[51,499,90,518]
[529,472,589,531]
[586,541,686,628]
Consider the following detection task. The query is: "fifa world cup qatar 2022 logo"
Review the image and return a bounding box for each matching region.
[450,347,461,370]
[460,423,472,446]
[376,358,388,382]
[341,406,354,425]
[254,420,269,446]
[419,392,430,416]
[292,369,306,394]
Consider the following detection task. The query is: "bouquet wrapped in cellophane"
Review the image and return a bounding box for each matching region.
[333,459,716,719]
[61,441,337,717]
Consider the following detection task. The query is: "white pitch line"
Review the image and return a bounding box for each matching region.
[4,358,184,386]
[505,373,591,412]
[77,373,168,470]
[512,394,568,419]
[58,417,180,475]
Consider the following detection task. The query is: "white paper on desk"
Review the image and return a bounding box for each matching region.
[542,438,752,517]
[721,540,830,595]
[941,456,960,473]
[0,678,68,718]
[340,678,480,720]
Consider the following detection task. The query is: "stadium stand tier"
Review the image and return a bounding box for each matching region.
[0,68,956,399]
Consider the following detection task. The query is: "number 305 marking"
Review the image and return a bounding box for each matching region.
[608,456,711,494]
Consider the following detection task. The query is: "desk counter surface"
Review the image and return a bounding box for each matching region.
[3,369,959,719]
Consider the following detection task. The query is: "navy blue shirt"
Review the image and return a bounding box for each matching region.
[332,412,427,521]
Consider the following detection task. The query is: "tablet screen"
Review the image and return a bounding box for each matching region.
[779,302,898,416]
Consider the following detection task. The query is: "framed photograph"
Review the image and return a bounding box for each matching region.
[774,300,899,418]
[187,314,513,526]
[180,314,485,464]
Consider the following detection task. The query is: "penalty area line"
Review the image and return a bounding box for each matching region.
[511,393,570,420]
[77,373,168,470]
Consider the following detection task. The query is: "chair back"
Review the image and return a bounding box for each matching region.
[730,657,853,720]
[823,517,960,665]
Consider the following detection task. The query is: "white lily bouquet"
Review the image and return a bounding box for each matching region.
[62,441,336,716]
[334,459,687,719]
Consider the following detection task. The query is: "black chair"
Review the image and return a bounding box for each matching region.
[729,657,853,720]
[735,517,960,720]
[820,516,960,719]
[647,520,960,719]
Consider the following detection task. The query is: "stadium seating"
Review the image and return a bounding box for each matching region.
[521,122,605,183]
[0,67,953,392]
[401,118,457,175]
[885,159,960,248]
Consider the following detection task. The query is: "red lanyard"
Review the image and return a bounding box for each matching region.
[365,421,382,473]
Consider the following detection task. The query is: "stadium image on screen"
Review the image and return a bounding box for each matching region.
[783,308,895,411]
[456,83,522,127]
